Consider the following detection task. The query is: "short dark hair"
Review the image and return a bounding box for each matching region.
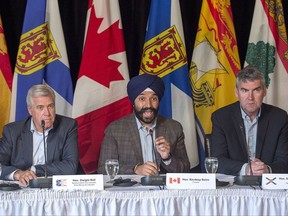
[236,65,266,89]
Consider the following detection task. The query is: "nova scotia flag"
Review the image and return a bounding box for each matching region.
[140,0,198,168]
[10,0,73,121]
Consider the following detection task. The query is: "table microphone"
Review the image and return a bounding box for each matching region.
[29,120,52,188]
[140,129,165,186]
[149,129,160,172]
[239,124,253,175]
[234,124,261,186]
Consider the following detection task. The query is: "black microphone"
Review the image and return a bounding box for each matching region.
[205,136,211,157]
[239,124,253,175]
[149,129,160,173]
[140,129,165,186]
[41,120,48,178]
[234,124,261,186]
[28,120,52,188]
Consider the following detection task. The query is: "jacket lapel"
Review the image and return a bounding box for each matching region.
[256,109,268,158]
[22,118,33,166]
[46,116,60,162]
[128,115,144,162]
[232,103,249,158]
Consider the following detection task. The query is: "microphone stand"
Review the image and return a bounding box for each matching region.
[42,120,48,178]
[28,120,52,188]
[239,124,253,175]
[149,129,160,174]
[140,129,166,187]
[234,124,261,186]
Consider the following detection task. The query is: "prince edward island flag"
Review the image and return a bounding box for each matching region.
[10,0,73,121]
[245,0,288,112]
[140,0,198,168]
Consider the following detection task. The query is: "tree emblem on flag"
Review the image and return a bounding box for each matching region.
[245,41,275,88]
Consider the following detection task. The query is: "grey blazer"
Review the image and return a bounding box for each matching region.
[0,114,79,179]
[211,101,288,175]
[97,114,190,174]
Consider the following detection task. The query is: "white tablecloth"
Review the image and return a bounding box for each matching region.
[0,176,288,216]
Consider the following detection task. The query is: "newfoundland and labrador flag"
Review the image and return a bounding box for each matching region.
[140,0,198,168]
[190,0,240,170]
[10,0,73,121]
[0,16,13,136]
[244,0,288,112]
[72,0,132,173]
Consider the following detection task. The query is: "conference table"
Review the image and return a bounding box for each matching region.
[0,174,288,216]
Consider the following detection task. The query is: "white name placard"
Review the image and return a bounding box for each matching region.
[52,174,104,190]
[166,173,216,189]
[262,174,288,189]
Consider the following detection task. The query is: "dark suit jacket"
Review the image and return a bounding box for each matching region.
[0,115,79,179]
[211,101,288,175]
[97,114,190,174]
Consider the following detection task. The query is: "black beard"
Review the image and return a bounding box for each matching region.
[134,107,158,124]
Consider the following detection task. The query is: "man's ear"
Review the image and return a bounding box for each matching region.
[27,106,32,115]
[234,88,239,98]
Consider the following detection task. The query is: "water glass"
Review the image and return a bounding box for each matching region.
[204,157,218,173]
[105,159,119,181]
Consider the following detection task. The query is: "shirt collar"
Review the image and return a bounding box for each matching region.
[30,120,53,134]
[135,116,157,131]
[240,105,261,121]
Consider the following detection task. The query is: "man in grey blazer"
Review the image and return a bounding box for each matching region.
[0,84,79,185]
[97,74,190,176]
[211,65,288,176]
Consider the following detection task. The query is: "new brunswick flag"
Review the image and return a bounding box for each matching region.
[0,16,13,136]
[190,0,240,168]
[10,0,73,121]
[140,0,198,168]
[245,0,288,112]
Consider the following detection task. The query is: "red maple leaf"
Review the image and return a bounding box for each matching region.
[79,5,125,88]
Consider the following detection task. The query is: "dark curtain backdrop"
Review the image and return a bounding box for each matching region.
[0,0,288,90]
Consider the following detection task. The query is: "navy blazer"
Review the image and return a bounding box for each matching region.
[211,101,288,175]
[0,114,79,179]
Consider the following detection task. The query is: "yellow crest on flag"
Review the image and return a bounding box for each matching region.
[15,22,61,75]
[140,25,187,78]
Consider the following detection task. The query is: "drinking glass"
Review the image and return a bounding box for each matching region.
[204,157,218,173]
[105,159,119,181]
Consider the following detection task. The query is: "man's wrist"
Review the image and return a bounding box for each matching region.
[13,170,21,180]
[162,153,172,162]
[133,163,142,173]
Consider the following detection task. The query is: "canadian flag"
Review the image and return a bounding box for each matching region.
[72,0,132,173]
[169,177,181,184]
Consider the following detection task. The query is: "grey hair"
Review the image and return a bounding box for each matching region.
[236,65,266,89]
[26,84,55,108]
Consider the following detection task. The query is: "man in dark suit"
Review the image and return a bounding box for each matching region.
[97,74,190,176]
[0,84,79,185]
[211,65,288,176]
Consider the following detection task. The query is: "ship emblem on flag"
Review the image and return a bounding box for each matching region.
[15,22,60,75]
[140,25,187,77]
